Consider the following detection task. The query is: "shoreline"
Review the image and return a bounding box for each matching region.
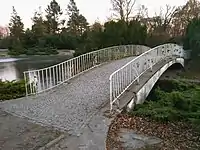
[0,53,74,59]
[0,49,75,58]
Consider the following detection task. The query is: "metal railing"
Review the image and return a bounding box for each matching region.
[109,43,184,111]
[24,45,150,96]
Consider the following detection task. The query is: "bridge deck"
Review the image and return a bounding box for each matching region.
[0,56,136,135]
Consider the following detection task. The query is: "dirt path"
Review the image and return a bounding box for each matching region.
[0,109,62,150]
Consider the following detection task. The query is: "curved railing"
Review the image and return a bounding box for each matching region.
[109,43,184,111]
[24,45,150,96]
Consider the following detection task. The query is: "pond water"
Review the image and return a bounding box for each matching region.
[0,55,72,81]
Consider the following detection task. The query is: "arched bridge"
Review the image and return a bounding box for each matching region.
[0,44,186,135]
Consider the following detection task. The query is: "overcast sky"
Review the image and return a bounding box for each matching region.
[0,0,188,28]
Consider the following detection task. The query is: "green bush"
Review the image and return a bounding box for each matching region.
[13,47,59,56]
[184,18,200,60]
[0,80,26,101]
[156,79,195,92]
[130,80,200,131]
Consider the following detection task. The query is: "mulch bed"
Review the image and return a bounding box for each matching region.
[106,114,200,150]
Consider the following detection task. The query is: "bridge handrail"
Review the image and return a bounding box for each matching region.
[24,45,130,73]
[109,43,184,111]
[24,44,150,96]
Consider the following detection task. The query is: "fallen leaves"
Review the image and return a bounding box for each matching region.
[106,114,200,150]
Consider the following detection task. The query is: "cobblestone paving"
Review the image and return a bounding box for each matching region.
[0,57,136,135]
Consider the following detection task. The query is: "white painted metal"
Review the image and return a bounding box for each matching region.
[24,45,150,96]
[109,43,184,111]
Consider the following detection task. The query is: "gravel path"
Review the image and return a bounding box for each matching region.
[0,57,136,135]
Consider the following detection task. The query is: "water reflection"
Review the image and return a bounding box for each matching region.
[0,55,72,81]
[0,58,22,63]
[0,62,18,81]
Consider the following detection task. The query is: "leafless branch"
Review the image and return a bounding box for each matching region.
[110,0,136,22]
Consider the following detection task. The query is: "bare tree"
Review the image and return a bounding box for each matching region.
[110,0,136,22]
[171,0,200,36]
[154,5,176,33]
[136,4,176,35]
[136,5,149,26]
[137,5,148,19]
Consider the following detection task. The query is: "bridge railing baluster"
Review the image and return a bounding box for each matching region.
[109,43,184,112]
[24,45,150,96]
[45,68,48,90]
